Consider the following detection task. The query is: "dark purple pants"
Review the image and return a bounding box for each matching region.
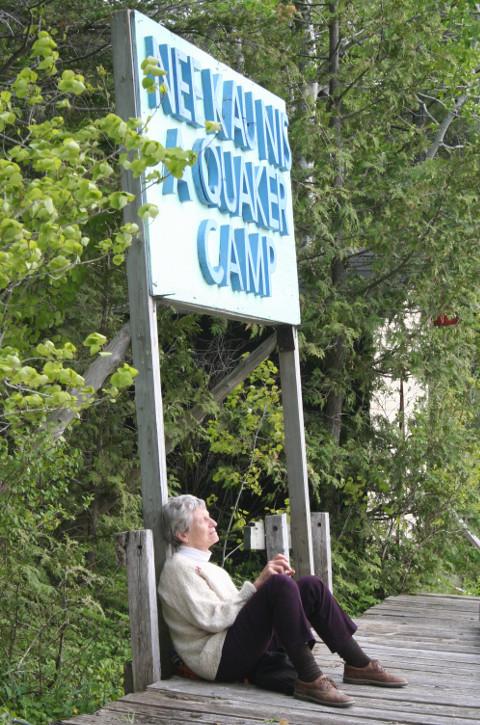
[216,574,357,682]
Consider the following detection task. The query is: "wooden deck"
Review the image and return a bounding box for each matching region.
[63,592,480,725]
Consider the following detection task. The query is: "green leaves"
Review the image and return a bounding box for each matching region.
[107,191,135,210]
[103,363,138,401]
[83,333,107,356]
[31,30,59,74]
[205,120,221,134]
[141,56,167,94]
[12,67,41,103]
[109,363,138,390]
[137,203,159,219]
[141,56,166,78]
[0,29,196,433]
[58,70,86,96]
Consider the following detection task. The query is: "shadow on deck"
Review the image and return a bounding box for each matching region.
[62,592,480,725]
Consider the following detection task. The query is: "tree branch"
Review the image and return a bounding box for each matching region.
[424,94,467,161]
[165,332,277,454]
[48,323,131,440]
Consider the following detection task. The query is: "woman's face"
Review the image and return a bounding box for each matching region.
[178,506,219,551]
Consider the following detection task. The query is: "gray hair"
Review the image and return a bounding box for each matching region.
[160,494,205,551]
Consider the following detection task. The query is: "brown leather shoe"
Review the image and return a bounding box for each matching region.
[344,659,408,687]
[294,674,355,707]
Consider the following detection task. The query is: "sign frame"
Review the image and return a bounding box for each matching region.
[129,11,301,326]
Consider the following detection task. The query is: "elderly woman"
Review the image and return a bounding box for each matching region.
[158,495,407,708]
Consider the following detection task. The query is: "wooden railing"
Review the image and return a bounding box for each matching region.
[244,512,333,592]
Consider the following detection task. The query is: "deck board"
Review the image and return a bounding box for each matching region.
[62,593,480,725]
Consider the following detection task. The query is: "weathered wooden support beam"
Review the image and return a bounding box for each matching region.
[265,514,290,562]
[311,512,333,592]
[116,530,160,691]
[277,325,314,577]
[165,333,277,455]
[112,9,171,677]
[48,323,131,440]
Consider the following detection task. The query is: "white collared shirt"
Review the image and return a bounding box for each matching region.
[178,545,212,563]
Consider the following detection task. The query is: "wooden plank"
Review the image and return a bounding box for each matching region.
[390,593,479,601]
[366,601,478,615]
[393,593,480,602]
[265,513,290,561]
[354,641,480,657]
[358,639,480,655]
[356,617,478,633]
[358,614,478,628]
[314,648,478,675]
[116,530,160,691]
[141,684,479,725]
[311,512,333,591]
[375,603,477,615]
[362,608,478,622]
[343,692,480,720]
[111,10,171,677]
[122,687,380,725]
[109,699,291,724]
[277,325,314,577]
[358,630,480,645]
[149,675,480,710]
[357,613,479,629]
[367,597,478,610]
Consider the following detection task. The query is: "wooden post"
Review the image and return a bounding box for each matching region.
[311,512,333,592]
[116,530,161,691]
[244,520,266,550]
[265,514,290,562]
[112,10,171,677]
[277,325,314,577]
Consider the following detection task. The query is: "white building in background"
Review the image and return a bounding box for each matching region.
[369,314,425,430]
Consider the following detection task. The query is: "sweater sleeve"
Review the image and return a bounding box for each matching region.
[161,561,256,634]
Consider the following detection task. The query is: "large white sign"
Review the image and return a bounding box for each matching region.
[130,11,300,325]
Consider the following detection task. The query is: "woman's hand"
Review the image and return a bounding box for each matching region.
[253,554,295,589]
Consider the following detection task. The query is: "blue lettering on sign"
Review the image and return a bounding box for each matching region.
[192,138,222,207]
[189,138,290,236]
[142,40,293,170]
[235,157,257,223]
[222,81,248,150]
[219,150,237,214]
[162,128,195,202]
[171,47,195,124]
[144,38,204,126]
[255,100,279,167]
[190,59,205,127]
[197,220,277,297]
[243,91,257,152]
[144,38,178,116]
[197,219,225,285]
[141,35,295,310]
[201,69,229,139]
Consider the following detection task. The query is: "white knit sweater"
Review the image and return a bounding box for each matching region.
[158,552,256,680]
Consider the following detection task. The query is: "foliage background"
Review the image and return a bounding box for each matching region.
[0,1,479,722]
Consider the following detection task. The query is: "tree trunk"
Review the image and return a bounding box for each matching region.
[324,2,347,444]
